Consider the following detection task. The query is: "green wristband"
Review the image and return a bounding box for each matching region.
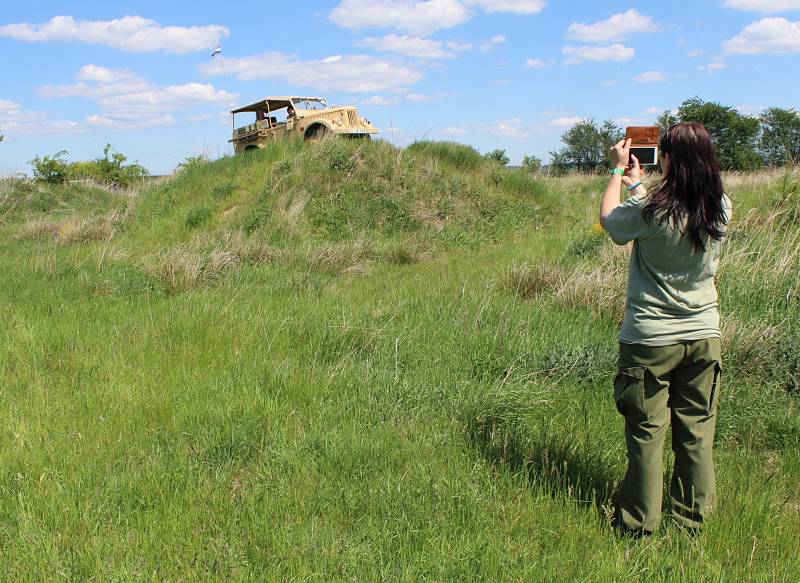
[610,168,625,176]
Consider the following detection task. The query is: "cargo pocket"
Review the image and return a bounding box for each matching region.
[613,366,647,420]
[708,362,722,415]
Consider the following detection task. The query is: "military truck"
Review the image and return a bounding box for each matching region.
[229,96,379,154]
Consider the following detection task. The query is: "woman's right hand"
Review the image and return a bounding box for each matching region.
[609,138,631,169]
[623,154,643,187]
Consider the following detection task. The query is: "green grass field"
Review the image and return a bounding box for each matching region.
[1,139,798,581]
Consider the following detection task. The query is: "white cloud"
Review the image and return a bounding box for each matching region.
[0,99,22,112]
[723,17,800,53]
[362,95,397,105]
[566,9,661,43]
[0,102,85,136]
[441,117,535,139]
[686,48,704,57]
[643,107,662,115]
[86,113,175,131]
[331,0,471,36]
[466,0,546,14]
[723,0,800,13]
[98,83,237,113]
[359,34,462,58]
[601,79,619,86]
[523,57,554,69]
[487,118,530,138]
[441,126,468,135]
[200,52,423,93]
[329,0,545,36]
[405,91,448,102]
[0,15,228,54]
[635,70,666,82]
[479,34,507,52]
[39,65,150,99]
[37,66,237,133]
[563,44,635,64]
[699,58,729,71]
[549,116,583,127]
[736,103,763,114]
[614,116,649,126]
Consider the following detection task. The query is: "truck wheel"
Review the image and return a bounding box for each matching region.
[305,124,329,141]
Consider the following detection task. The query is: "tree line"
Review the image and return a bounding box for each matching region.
[547,97,800,174]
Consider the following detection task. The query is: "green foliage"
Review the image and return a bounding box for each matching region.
[677,97,763,171]
[320,141,357,174]
[760,107,800,166]
[522,155,542,173]
[211,181,236,200]
[407,141,483,170]
[179,155,209,172]
[551,119,623,173]
[30,150,70,184]
[485,149,510,166]
[657,110,678,132]
[547,150,571,176]
[29,144,149,187]
[185,206,213,229]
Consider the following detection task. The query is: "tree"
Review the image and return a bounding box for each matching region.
[485,149,510,166]
[552,119,623,173]
[760,107,800,166]
[522,155,542,173]
[547,150,570,176]
[657,110,677,132]
[30,150,70,184]
[677,97,762,171]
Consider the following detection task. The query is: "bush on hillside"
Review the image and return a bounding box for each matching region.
[30,144,149,187]
[485,149,510,166]
[29,150,71,185]
[407,141,483,170]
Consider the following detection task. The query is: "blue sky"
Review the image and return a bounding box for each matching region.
[1,0,799,174]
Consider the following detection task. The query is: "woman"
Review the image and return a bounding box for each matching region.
[599,123,732,535]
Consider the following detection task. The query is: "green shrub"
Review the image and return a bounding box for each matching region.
[407,141,483,170]
[30,145,149,187]
[212,182,236,200]
[185,206,213,229]
[485,149,510,166]
[30,150,70,184]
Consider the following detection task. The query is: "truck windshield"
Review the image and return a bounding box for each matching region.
[292,98,327,110]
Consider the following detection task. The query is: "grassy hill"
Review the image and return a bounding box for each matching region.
[1,139,798,580]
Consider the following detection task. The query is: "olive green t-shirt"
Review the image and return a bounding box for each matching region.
[605,193,732,346]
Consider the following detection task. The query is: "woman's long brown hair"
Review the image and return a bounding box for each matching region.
[643,122,727,252]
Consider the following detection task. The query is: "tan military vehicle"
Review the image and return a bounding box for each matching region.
[229,96,379,154]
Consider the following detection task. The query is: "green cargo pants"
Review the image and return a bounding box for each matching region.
[614,338,722,533]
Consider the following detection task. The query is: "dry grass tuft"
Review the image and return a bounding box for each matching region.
[145,233,277,294]
[307,237,373,275]
[145,246,238,294]
[504,245,629,318]
[720,316,796,380]
[15,216,115,243]
[381,241,433,265]
[57,218,114,243]
[15,221,62,240]
[503,262,564,300]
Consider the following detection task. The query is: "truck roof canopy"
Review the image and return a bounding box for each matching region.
[230,97,325,114]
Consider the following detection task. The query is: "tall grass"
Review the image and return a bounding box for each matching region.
[0,142,797,580]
